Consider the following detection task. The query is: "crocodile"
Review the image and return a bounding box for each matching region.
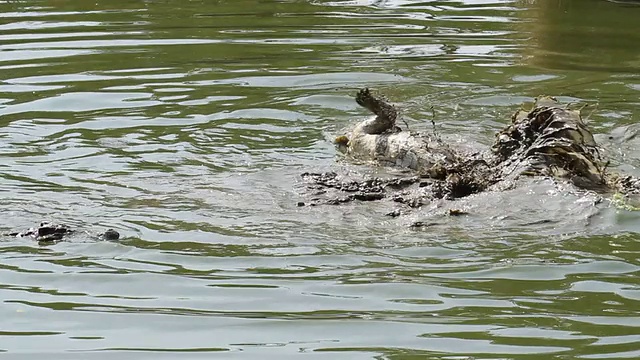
[300,88,640,208]
[3,222,120,245]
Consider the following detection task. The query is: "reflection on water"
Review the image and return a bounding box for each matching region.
[1,0,639,359]
[524,0,640,73]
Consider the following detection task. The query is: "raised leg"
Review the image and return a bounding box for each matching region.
[355,88,398,134]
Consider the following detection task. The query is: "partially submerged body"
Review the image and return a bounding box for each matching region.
[3,222,120,245]
[340,89,460,174]
[302,89,640,208]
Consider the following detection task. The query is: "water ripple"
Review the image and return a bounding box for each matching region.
[1,0,640,358]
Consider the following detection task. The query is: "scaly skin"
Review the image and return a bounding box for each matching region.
[333,89,637,199]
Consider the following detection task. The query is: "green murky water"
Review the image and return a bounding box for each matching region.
[1,0,639,358]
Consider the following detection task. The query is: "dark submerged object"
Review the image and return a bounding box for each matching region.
[101,228,121,241]
[5,222,120,244]
[301,89,640,207]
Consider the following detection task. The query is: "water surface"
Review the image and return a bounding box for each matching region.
[1,0,639,359]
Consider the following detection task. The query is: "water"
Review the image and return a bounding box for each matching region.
[1,0,639,358]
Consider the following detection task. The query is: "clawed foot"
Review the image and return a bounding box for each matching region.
[355,88,398,134]
[355,88,396,118]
